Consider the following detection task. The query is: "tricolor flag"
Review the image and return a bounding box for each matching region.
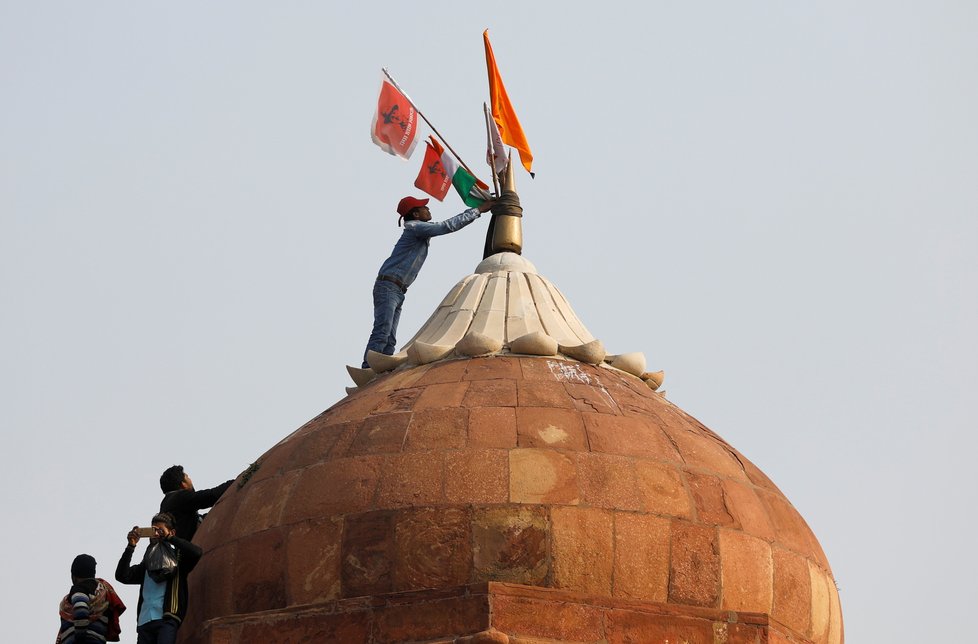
[371,74,419,159]
[414,136,491,208]
[484,30,534,176]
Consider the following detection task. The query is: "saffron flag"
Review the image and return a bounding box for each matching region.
[371,75,419,159]
[484,30,534,175]
[414,136,491,207]
[485,102,507,175]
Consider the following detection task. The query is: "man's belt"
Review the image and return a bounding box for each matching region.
[377,274,408,293]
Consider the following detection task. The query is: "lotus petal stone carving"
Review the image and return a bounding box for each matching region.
[345,365,376,387]
[510,331,558,356]
[366,350,408,373]
[558,339,606,364]
[456,331,503,357]
[407,341,455,365]
[642,370,665,389]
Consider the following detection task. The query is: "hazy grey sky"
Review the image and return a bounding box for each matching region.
[3,2,976,641]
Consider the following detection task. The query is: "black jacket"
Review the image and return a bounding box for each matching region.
[160,479,233,541]
[114,537,202,626]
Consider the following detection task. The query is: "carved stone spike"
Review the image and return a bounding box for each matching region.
[558,339,606,364]
[609,352,647,377]
[407,341,454,365]
[510,331,558,356]
[345,365,376,387]
[456,331,503,357]
[344,386,358,396]
[366,350,408,373]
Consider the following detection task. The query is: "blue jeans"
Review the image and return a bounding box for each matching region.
[136,618,179,644]
[362,279,405,368]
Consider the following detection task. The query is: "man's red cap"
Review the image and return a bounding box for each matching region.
[396,196,430,217]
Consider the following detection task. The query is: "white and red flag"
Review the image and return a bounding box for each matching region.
[485,102,507,175]
[415,136,491,207]
[370,75,419,159]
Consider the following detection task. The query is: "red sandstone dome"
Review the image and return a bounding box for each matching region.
[181,353,842,643]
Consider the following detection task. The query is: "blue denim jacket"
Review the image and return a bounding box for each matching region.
[377,207,481,288]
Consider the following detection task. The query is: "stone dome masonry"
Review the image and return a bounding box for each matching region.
[180,249,842,641]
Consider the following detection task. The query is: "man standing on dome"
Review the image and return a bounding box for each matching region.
[361,195,494,368]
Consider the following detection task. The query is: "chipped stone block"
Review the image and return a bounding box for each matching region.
[346,365,376,387]
[558,339,606,364]
[510,331,558,356]
[457,331,504,357]
[608,352,646,376]
[407,341,455,365]
[366,350,408,373]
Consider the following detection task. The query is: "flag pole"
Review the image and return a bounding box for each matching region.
[382,68,484,184]
[483,103,501,196]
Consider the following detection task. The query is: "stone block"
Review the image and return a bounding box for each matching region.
[576,452,642,511]
[583,413,681,461]
[719,529,773,613]
[473,506,549,585]
[605,609,714,644]
[285,516,343,605]
[516,407,587,450]
[633,460,694,519]
[564,382,621,415]
[341,510,395,597]
[492,595,604,642]
[516,380,575,408]
[722,479,776,541]
[613,512,670,602]
[772,546,812,636]
[405,407,468,451]
[414,359,468,385]
[393,507,472,591]
[463,378,518,407]
[446,449,509,504]
[808,561,831,642]
[468,407,518,448]
[414,381,471,411]
[376,452,445,508]
[758,490,817,559]
[370,387,423,415]
[686,472,737,527]
[464,356,522,381]
[374,594,490,642]
[282,456,382,522]
[232,528,287,613]
[661,426,749,481]
[551,506,613,595]
[668,520,720,607]
[285,421,359,470]
[230,471,299,538]
[510,449,579,505]
[347,412,411,455]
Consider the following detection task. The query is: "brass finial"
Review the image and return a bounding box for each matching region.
[484,154,523,257]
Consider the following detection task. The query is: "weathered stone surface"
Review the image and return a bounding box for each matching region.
[376,452,445,508]
[633,460,693,519]
[808,561,831,642]
[473,506,549,585]
[446,449,508,504]
[230,472,298,538]
[374,594,490,642]
[551,507,613,595]
[719,529,773,613]
[613,513,670,602]
[669,520,720,607]
[558,339,606,364]
[341,510,395,597]
[463,378,518,407]
[283,456,382,522]
[405,407,467,451]
[516,407,587,450]
[493,595,604,642]
[516,380,575,408]
[393,507,472,591]
[468,407,517,448]
[285,421,359,470]
[576,452,642,511]
[509,331,558,356]
[414,380,470,411]
[233,528,287,613]
[464,356,522,381]
[687,471,737,527]
[347,412,411,455]
[722,479,776,541]
[772,546,812,636]
[584,412,680,461]
[564,382,621,415]
[369,387,422,415]
[286,517,342,605]
[661,425,749,481]
[509,448,579,505]
[606,610,715,644]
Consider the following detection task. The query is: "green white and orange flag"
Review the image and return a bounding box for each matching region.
[484,30,534,176]
[414,136,491,207]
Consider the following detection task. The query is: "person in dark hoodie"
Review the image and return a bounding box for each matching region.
[57,554,126,643]
[115,512,202,644]
[159,464,233,542]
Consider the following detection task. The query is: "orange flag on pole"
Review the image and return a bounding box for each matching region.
[484,30,534,176]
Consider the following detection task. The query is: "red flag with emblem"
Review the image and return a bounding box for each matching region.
[371,76,419,159]
[413,138,453,201]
